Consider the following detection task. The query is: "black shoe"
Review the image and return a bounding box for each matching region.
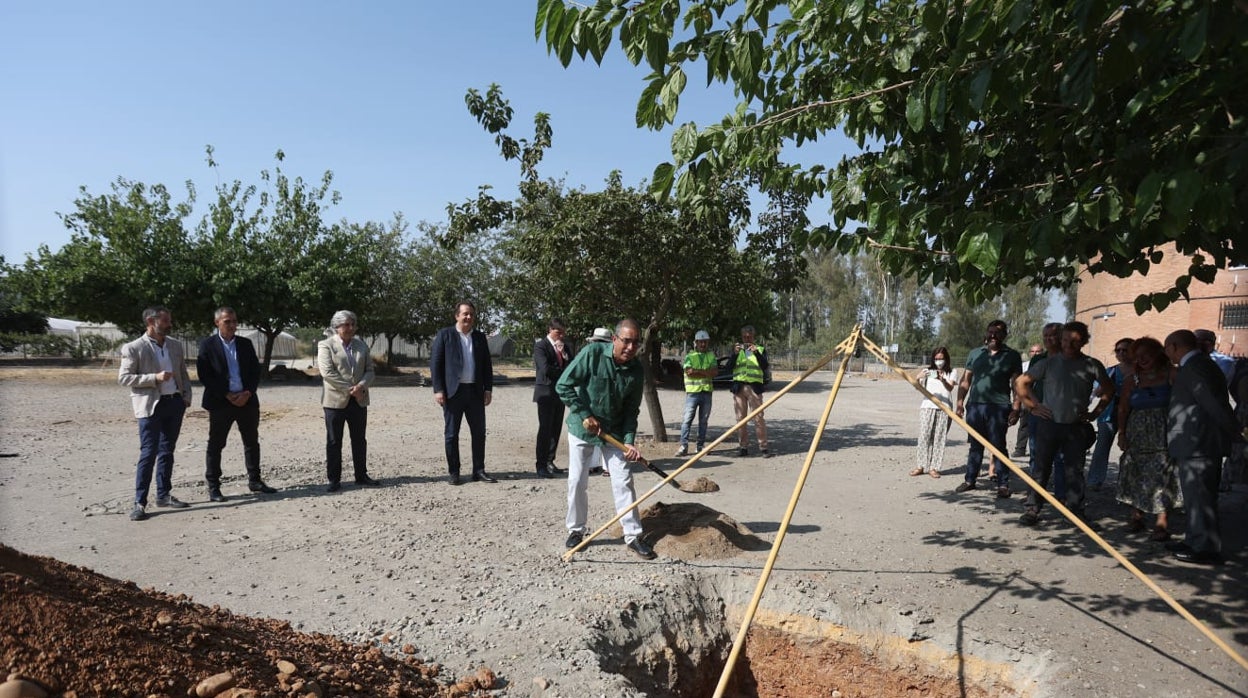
[1165,541,1192,553]
[626,538,657,560]
[536,468,554,479]
[737,447,748,457]
[208,488,227,503]
[129,504,148,521]
[155,496,189,509]
[326,482,341,493]
[955,481,976,493]
[355,476,381,487]
[249,481,277,494]
[1019,508,1039,526]
[548,463,565,475]
[449,474,462,486]
[472,472,498,483]
[761,449,771,458]
[588,466,604,476]
[1174,549,1223,565]
[996,486,1011,499]
[565,530,584,548]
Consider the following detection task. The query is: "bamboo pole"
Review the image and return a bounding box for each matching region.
[711,327,861,697]
[856,333,1248,673]
[561,334,855,562]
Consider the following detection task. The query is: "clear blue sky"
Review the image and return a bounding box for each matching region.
[2,1,852,263]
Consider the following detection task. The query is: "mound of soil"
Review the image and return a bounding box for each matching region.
[641,502,770,559]
[0,545,494,697]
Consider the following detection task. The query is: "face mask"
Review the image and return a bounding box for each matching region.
[934,359,947,368]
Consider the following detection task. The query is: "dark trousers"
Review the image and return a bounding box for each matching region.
[324,398,368,484]
[963,403,1010,487]
[1177,456,1222,553]
[204,402,261,487]
[535,393,565,470]
[135,395,186,505]
[1028,414,1067,498]
[444,384,486,476]
[1013,407,1030,454]
[1026,420,1088,514]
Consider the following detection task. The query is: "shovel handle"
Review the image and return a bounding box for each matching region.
[598,432,683,489]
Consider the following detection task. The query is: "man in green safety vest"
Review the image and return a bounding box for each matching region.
[725,324,771,457]
[676,329,717,457]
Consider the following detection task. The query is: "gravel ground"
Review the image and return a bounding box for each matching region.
[0,364,1245,697]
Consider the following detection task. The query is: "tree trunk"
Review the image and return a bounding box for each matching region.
[259,328,279,377]
[642,326,667,442]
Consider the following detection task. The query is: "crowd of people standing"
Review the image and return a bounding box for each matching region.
[912,319,1245,566]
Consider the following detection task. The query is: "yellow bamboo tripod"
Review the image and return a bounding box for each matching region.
[561,327,1248,695]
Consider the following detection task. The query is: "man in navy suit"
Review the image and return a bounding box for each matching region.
[1164,329,1240,565]
[533,318,571,478]
[197,306,276,502]
[431,301,495,485]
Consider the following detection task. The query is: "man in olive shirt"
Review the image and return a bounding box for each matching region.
[955,320,1023,498]
[556,318,656,560]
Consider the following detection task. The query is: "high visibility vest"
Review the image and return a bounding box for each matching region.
[733,345,765,384]
[683,351,715,393]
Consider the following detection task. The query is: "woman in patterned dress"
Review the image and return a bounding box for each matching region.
[1115,337,1182,541]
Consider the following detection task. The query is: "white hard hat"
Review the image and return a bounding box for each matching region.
[694,330,710,341]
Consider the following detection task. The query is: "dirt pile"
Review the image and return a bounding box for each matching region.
[641,501,770,560]
[0,545,494,697]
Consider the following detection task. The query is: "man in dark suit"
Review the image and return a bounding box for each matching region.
[197,306,276,502]
[533,318,571,478]
[1164,329,1240,565]
[431,301,495,485]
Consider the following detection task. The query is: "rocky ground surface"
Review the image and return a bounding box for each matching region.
[0,364,1245,697]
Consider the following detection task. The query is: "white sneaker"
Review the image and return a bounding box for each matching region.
[674,446,688,457]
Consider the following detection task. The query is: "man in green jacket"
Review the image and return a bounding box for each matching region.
[556,318,656,559]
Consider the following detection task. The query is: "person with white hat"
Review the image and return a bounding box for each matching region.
[676,330,717,457]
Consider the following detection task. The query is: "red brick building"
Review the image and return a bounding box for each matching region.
[1074,243,1248,365]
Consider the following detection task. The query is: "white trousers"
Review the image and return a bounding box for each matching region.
[566,433,642,542]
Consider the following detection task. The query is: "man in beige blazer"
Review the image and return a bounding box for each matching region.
[317,309,378,492]
[118,305,193,521]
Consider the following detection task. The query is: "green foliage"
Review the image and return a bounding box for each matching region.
[536,0,1248,311]
[448,85,778,438]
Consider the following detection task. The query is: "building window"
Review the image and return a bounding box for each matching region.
[1222,302,1248,329]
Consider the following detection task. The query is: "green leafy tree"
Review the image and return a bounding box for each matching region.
[447,86,775,439]
[536,0,1248,312]
[196,148,346,371]
[9,178,204,335]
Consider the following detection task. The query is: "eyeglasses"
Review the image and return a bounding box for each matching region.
[615,336,641,347]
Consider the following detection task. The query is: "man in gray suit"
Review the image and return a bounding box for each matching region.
[118,305,193,521]
[1163,329,1240,565]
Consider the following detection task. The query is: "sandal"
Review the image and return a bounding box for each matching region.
[928,469,941,479]
[1148,527,1170,542]
[910,468,925,477]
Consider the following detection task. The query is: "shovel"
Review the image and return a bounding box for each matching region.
[598,432,684,491]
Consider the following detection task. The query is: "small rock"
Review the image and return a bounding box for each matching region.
[275,660,297,675]
[156,611,174,626]
[473,666,496,689]
[401,643,417,655]
[194,671,235,697]
[533,676,551,689]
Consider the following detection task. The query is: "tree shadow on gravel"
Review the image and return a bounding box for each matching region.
[949,565,1246,696]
